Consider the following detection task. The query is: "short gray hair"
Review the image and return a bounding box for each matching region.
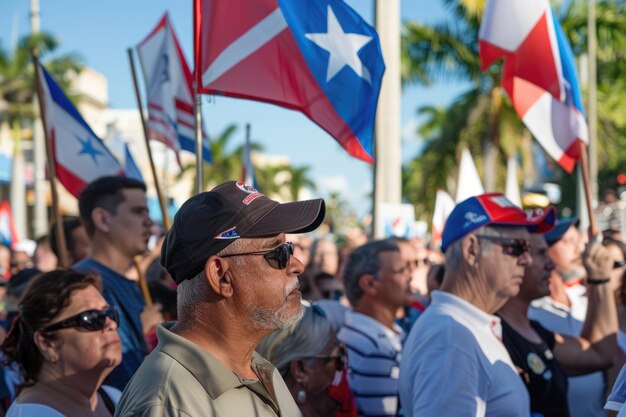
[343,240,399,306]
[256,305,331,376]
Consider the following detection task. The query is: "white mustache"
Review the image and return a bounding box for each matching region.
[284,279,300,297]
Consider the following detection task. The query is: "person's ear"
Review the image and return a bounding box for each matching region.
[357,274,378,297]
[462,234,480,267]
[91,207,111,234]
[204,256,234,298]
[33,332,59,364]
[290,359,310,385]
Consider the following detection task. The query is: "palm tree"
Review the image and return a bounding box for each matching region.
[282,165,316,201]
[0,33,82,124]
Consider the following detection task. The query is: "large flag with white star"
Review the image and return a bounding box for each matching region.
[37,63,124,197]
[194,0,385,163]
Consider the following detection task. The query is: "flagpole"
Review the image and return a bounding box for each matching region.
[193,0,204,195]
[32,54,70,268]
[126,48,171,230]
[578,141,598,236]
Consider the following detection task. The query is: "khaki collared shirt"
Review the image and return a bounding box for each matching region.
[114,323,302,417]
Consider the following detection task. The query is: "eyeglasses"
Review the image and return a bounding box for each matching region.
[475,235,531,257]
[302,345,347,370]
[407,258,430,269]
[41,307,119,333]
[220,242,294,270]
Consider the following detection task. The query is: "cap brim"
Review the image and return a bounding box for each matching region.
[244,199,326,237]
[545,218,579,245]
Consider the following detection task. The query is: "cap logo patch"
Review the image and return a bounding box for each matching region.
[525,208,545,222]
[489,196,515,208]
[215,227,240,240]
[235,181,264,205]
[463,212,487,228]
[236,181,259,194]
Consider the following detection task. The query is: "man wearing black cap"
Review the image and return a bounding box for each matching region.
[116,181,325,417]
[399,193,555,417]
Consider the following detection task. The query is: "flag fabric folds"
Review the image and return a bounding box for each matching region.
[37,63,123,198]
[431,190,455,248]
[455,149,484,203]
[0,201,18,247]
[123,143,144,183]
[137,13,212,164]
[194,0,385,163]
[479,0,588,173]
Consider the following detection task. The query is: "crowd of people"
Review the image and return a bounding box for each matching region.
[0,177,625,416]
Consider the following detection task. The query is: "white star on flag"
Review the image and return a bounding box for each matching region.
[305,5,373,84]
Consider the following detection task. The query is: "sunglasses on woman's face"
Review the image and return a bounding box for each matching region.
[41,307,119,333]
[220,242,294,270]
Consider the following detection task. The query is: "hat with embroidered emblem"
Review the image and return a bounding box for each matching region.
[162,181,325,284]
[440,193,556,252]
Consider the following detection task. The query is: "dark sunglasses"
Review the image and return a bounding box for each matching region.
[41,307,119,333]
[303,345,347,370]
[220,242,294,270]
[475,235,531,257]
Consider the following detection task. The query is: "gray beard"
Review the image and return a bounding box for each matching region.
[251,302,303,330]
[250,278,303,330]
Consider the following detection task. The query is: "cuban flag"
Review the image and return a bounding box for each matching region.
[194,0,385,163]
[479,0,588,173]
[136,13,212,164]
[37,63,124,197]
[0,201,18,247]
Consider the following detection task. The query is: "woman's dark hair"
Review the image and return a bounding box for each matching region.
[2,269,101,384]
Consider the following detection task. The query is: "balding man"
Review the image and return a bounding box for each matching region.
[399,193,555,416]
[116,181,325,417]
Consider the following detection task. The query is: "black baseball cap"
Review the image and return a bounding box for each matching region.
[162,181,326,284]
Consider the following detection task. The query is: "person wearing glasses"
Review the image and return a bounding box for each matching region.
[2,269,121,416]
[399,193,556,417]
[337,239,412,417]
[497,230,622,417]
[257,304,355,417]
[115,181,325,417]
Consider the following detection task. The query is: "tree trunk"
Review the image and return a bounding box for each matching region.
[10,119,27,241]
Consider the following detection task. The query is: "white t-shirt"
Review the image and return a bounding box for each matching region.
[399,291,530,417]
[529,284,606,417]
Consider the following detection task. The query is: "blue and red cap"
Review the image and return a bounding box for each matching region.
[441,193,556,252]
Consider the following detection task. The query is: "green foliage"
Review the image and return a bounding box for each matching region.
[0,32,82,123]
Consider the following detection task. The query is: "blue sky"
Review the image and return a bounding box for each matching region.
[0,0,468,214]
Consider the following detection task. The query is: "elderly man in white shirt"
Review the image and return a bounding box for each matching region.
[399,193,555,417]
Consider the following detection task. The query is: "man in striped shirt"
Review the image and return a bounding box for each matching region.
[338,240,413,417]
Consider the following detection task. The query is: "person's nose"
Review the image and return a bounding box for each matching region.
[290,254,305,276]
[518,251,533,266]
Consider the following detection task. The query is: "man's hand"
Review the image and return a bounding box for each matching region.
[584,242,615,280]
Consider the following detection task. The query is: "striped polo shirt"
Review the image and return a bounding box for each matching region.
[338,311,404,417]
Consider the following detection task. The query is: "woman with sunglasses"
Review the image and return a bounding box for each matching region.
[257,304,356,417]
[2,269,122,417]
